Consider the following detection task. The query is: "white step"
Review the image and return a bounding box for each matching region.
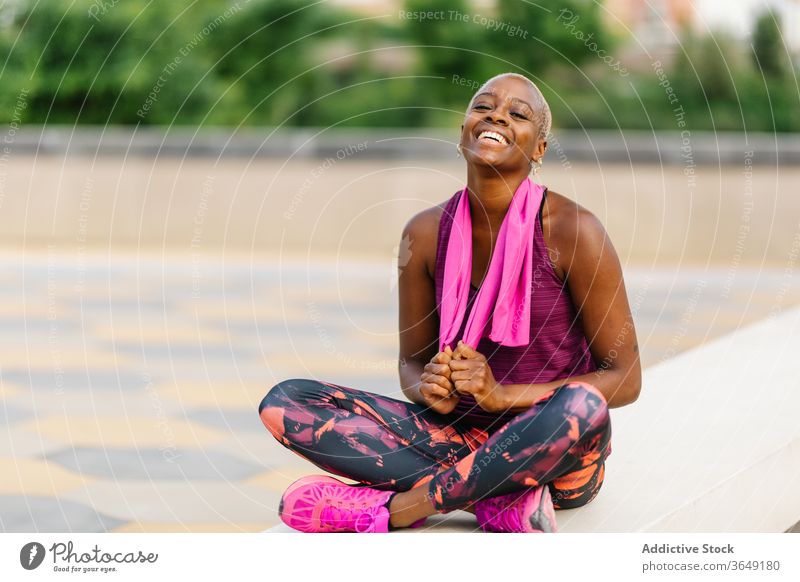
[266,306,800,533]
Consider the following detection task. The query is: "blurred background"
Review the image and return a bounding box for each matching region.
[2,0,799,130]
[0,0,798,532]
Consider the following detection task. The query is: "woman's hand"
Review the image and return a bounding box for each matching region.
[449,341,507,413]
[419,346,460,415]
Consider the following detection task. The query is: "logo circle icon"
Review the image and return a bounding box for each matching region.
[20,542,46,570]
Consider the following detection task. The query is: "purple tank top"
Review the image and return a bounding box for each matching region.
[434,187,597,429]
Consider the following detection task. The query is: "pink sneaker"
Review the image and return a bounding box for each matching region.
[475,485,557,533]
[279,475,426,533]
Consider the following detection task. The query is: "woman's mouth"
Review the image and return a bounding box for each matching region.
[476,130,510,146]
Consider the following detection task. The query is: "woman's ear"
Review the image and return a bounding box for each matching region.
[535,139,547,160]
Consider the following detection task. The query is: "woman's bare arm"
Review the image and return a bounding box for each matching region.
[497,198,642,410]
[397,206,444,406]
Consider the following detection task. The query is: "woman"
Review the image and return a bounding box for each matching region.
[259,72,641,533]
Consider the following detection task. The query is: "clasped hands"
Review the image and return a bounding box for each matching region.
[419,340,506,415]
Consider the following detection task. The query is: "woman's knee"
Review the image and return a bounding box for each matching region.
[552,381,610,429]
[258,378,320,440]
[258,377,321,414]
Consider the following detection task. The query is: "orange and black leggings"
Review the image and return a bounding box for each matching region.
[258,379,611,513]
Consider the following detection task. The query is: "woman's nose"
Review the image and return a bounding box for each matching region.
[484,110,510,125]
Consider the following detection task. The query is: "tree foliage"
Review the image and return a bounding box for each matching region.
[0,0,796,131]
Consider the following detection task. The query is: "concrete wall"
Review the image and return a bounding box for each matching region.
[1,128,798,265]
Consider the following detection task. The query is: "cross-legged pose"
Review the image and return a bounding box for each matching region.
[259,72,641,533]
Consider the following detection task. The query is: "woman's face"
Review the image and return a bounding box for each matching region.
[459,75,545,175]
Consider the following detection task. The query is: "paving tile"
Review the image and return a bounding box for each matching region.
[0,431,65,458]
[107,341,259,360]
[253,331,399,362]
[161,285,273,301]
[0,369,160,393]
[89,324,231,343]
[19,415,229,448]
[0,319,82,333]
[295,286,396,305]
[0,349,135,368]
[313,376,404,398]
[0,495,125,532]
[63,299,174,313]
[185,301,309,321]
[0,380,22,399]
[72,313,197,329]
[186,408,266,434]
[205,433,315,468]
[142,360,270,382]
[0,303,78,318]
[259,374,404,400]
[216,320,341,339]
[0,402,34,426]
[263,353,401,383]
[0,458,92,496]
[46,447,266,481]
[342,329,400,349]
[61,481,282,523]
[71,287,174,301]
[14,390,185,417]
[303,300,394,319]
[153,380,267,408]
[243,466,350,493]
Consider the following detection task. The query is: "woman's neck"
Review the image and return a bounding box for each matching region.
[465,167,529,230]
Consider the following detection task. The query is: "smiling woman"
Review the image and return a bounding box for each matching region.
[258,72,642,534]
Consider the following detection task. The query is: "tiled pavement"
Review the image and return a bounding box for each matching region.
[1,250,798,532]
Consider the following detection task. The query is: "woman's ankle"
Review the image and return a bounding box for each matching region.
[388,488,436,528]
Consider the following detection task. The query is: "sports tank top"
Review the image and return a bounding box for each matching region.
[434,187,598,429]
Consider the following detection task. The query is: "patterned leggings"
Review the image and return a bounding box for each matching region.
[258,379,611,514]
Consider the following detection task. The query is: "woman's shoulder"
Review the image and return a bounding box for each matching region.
[543,189,604,235]
[401,200,450,241]
[543,189,611,270]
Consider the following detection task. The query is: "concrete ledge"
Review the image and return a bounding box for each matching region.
[266,306,800,533]
[9,126,800,164]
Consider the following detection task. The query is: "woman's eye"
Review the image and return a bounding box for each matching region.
[474,104,490,110]
[512,111,529,119]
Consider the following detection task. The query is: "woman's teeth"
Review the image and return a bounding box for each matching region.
[478,131,508,145]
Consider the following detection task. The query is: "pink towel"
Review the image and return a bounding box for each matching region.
[439,177,544,352]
